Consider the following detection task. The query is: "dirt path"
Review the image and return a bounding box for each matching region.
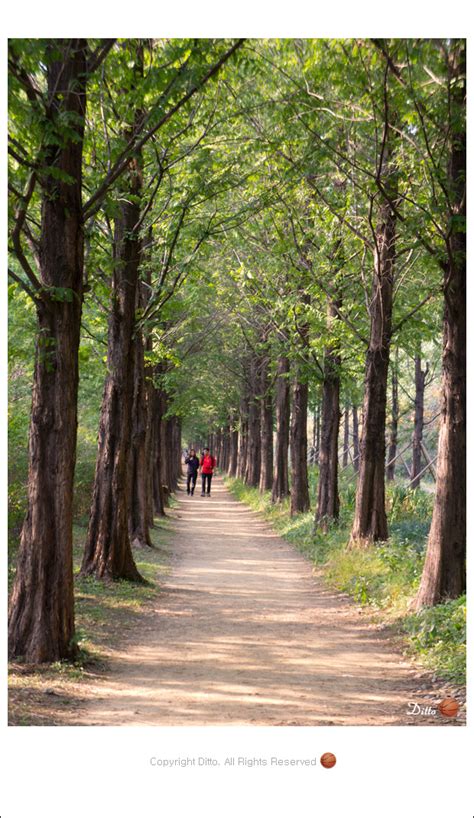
[77,477,461,726]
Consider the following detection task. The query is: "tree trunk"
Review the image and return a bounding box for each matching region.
[245,359,262,487]
[81,95,144,581]
[272,355,290,503]
[342,405,349,467]
[310,407,317,465]
[290,285,311,515]
[349,131,397,546]
[290,377,310,515]
[152,380,166,516]
[315,301,341,527]
[386,353,399,481]
[144,334,155,530]
[222,425,231,472]
[416,40,465,607]
[237,396,249,480]
[215,429,222,466]
[164,415,181,493]
[410,356,427,489]
[160,399,172,503]
[129,298,153,547]
[228,420,239,477]
[352,405,360,472]
[8,40,88,662]
[259,353,274,492]
[172,417,182,490]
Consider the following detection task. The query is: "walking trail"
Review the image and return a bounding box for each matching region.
[78,477,457,726]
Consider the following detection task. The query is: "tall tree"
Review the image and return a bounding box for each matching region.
[81,46,145,581]
[272,354,291,502]
[245,356,262,487]
[349,78,398,545]
[416,40,466,606]
[259,347,274,492]
[410,356,428,489]
[8,39,90,661]
[315,298,341,528]
[386,352,399,481]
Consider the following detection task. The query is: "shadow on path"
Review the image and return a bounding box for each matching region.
[78,477,458,726]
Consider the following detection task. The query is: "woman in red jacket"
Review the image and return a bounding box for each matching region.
[200,447,216,496]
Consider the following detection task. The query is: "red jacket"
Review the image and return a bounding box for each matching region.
[200,454,216,474]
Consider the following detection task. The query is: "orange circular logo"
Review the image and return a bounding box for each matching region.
[438,698,459,718]
[320,752,336,768]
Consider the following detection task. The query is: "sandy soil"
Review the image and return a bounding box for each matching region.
[74,477,464,726]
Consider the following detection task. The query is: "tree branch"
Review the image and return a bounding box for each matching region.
[83,38,245,219]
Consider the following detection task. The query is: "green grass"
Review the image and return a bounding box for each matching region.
[71,519,172,666]
[8,514,171,725]
[226,472,466,685]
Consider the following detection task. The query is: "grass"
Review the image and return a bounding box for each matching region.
[8,515,171,725]
[226,472,466,685]
[71,518,172,664]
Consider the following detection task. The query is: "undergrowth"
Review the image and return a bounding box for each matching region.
[226,474,465,685]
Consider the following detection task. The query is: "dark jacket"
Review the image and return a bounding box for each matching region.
[185,455,200,475]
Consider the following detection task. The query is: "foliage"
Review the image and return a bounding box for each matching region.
[226,476,464,685]
[403,597,466,684]
[8,39,464,679]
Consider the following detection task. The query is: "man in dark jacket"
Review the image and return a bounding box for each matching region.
[185,449,200,496]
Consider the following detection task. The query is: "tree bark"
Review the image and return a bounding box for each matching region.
[271,355,290,503]
[129,291,153,547]
[290,285,311,515]
[410,356,427,489]
[386,353,399,481]
[290,377,310,515]
[415,40,465,607]
[160,397,172,502]
[151,378,166,516]
[310,406,318,465]
[259,353,274,492]
[342,405,349,467]
[245,358,262,487]
[222,424,231,472]
[9,40,88,662]
[173,417,182,488]
[315,301,341,527]
[352,405,360,473]
[228,420,239,477]
[349,129,397,546]
[237,396,249,480]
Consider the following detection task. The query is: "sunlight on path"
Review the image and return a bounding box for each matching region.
[80,477,447,726]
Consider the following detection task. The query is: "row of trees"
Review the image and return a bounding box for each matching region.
[174,37,465,606]
[8,37,246,661]
[8,38,465,664]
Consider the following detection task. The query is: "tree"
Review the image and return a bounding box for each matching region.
[386,351,399,481]
[349,69,398,545]
[315,298,341,528]
[8,39,92,661]
[259,344,274,492]
[272,354,291,502]
[81,46,145,580]
[410,356,428,489]
[415,40,466,606]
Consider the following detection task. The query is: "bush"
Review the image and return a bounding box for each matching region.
[403,596,466,683]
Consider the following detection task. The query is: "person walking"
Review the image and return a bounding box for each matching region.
[200,447,216,496]
[185,449,199,496]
